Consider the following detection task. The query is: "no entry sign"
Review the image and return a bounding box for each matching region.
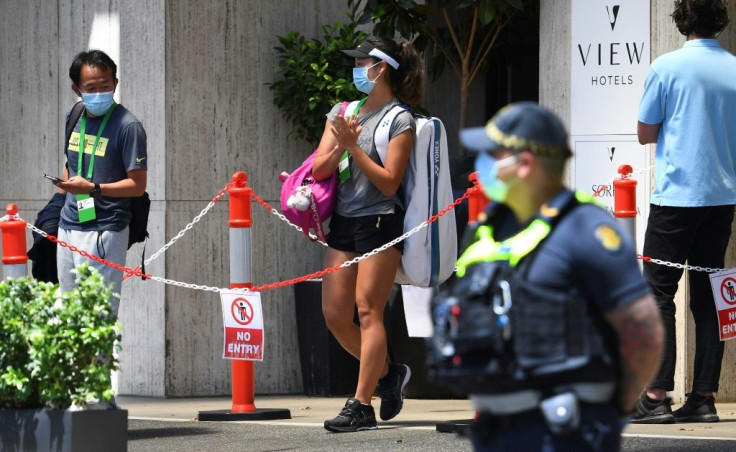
[709,270,736,341]
[221,290,264,360]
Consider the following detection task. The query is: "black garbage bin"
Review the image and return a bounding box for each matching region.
[295,279,457,399]
[384,286,457,399]
[294,279,359,397]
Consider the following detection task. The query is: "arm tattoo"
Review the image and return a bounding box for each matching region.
[607,296,664,412]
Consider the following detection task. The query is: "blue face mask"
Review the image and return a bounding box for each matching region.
[474,152,519,203]
[352,62,381,94]
[81,91,115,116]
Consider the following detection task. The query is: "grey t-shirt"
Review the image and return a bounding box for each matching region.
[60,104,147,232]
[327,99,415,216]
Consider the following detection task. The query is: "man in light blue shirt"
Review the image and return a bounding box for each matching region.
[633,0,736,424]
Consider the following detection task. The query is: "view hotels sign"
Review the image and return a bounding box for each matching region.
[569,1,651,253]
[571,1,650,135]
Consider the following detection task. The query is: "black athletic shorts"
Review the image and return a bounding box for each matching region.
[327,209,405,254]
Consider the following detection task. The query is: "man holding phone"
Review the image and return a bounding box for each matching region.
[53,49,147,318]
[44,174,64,183]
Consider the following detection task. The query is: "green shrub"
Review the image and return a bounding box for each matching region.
[269,20,367,147]
[0,264,120,409]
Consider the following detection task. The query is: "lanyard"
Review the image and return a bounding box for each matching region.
[352,97,367,116]
[78,104,116,180]
[338,98,368,183]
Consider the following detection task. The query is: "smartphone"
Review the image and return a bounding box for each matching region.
[43,174,63,183]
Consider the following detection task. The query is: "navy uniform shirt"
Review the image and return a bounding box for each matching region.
[526,203,651,314]
[486,196,651,315]
[60,104,147,232]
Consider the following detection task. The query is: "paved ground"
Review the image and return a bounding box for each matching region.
[119,395,736,451]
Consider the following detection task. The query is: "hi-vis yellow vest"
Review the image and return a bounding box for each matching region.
[425,189,615,395]
[455,191,600,276]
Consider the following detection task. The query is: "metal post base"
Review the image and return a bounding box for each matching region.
[197,408,291,422]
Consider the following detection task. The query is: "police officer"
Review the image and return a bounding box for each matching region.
[452,102,664,451]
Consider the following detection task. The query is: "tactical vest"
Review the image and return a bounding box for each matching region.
[426,189,617,395]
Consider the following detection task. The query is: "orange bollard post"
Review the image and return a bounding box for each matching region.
[467,172,489,223]
[613,164,637,245]
[228,172,255,414]
[439,174,487,432]
[0,203,29,279]
[198,172,290,421]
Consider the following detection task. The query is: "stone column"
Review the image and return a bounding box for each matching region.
[540,0,736,402]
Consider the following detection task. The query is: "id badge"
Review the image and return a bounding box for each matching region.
[338,151,350,183]
[76,194,97,223]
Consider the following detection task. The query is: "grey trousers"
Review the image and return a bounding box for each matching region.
[57,227,129,317]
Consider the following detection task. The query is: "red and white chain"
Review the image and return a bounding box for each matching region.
[10,165,731,295]
[637,255,725,273]
[142,185,229,267]
[23,219,231,292]
[250,191,327,245]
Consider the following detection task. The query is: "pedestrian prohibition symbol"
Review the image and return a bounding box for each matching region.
[709,270,736,341]
[231,298,254,325]
[720,277,736,306]
[220,291,264,361]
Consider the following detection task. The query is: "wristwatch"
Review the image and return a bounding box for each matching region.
[89,183,102,199]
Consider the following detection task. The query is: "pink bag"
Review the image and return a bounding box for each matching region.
[279,101,349,242]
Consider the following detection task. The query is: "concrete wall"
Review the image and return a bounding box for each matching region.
[540,0,736,402]
[158,0,481,396]
[0,0,167,395]
[0,1,63,245]
[161,0,351,397]
[0,0,360,396]
[1,0,482,397]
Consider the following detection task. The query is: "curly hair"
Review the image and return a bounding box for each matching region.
[364,36,424,107]
[671,0,730,37]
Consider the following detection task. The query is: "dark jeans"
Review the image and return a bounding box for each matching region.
[471,405,621,451]
[643,204,735,392]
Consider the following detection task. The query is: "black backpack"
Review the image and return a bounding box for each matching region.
[64,101,150,250]
[425,192,607,395]
[127,192,150,249]
[27,192,67,283]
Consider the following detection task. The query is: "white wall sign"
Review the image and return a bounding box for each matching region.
[571,0,650,135]
[221,291,265,361]
[709,269,736,341]
[570,136,650,253]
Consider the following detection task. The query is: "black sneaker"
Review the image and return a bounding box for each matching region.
[630,394,675,424]
[673,392,719,423]
[324,397,378,433]
[376,362,411,421]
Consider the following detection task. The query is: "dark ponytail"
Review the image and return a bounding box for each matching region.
[394,42,424,107]
[365,37,425,107]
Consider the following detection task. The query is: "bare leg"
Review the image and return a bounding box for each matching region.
[322,247,361,358]
[353,247,401,404]
[646,388,667,400]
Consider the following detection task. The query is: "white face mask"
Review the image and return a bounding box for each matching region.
[474,152,519,203]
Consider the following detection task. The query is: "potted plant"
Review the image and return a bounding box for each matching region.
[0,264,127,452]
[269,19,367,147]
